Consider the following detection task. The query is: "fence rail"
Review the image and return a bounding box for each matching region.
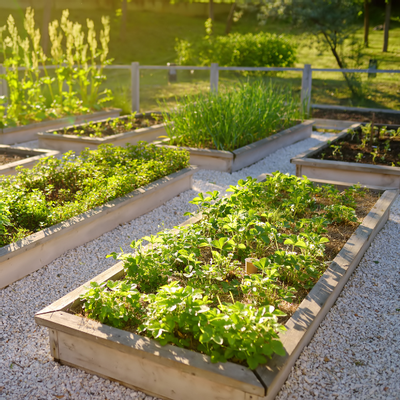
[1,62,400,114]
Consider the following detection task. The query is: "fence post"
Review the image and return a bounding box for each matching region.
[0,64,8,106]
[301,64,312,115]
[131,62,140,113]
[210,63,219,93]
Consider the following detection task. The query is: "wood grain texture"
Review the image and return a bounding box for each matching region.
[0,109,121,145]
[38,123,167,153]
[37,312,264,398]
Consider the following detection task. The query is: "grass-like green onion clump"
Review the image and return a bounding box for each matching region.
[163,81,303,151]
[0,143,190,247]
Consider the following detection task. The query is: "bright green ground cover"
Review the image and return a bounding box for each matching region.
[79,173,370,370]
[1,6,399,112]
[0,143,189,247]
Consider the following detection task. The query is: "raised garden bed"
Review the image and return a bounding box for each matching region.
[0,108,122,145]
[0,145,58,176]
[156,120,313,172]
[35,173,398,400]
[292,123,400,188]
[156,81,310,172]
[312,118,357,132]
[312,108,400,125]
[0,143,194,289]
[37,112,167,153]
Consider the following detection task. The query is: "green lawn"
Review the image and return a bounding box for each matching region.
[1,5,399,112]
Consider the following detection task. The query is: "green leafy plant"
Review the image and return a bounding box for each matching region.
[0,142,189,247]
[176,19,297,70]
[0,8,113,128]
[162,81,302,151]
[58,113,163,138]
[355,152,363,162]
[80,173,370,370]
[371,146,379,163]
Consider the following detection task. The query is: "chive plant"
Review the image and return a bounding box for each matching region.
[163,81,302,151]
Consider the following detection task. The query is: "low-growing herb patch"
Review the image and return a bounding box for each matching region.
[0,142,189,247]
[53,113,164,138]
[162,81,302,151]
[76,173,378,370]
[314,124,400,166]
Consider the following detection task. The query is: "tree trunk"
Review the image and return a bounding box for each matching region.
[42,0,52,55]
[120,0,128,40]
[364,0,369,47]
[383,0,391,52]
[209,0,214,21]
[225,2,236,35]
[323,32,358,97]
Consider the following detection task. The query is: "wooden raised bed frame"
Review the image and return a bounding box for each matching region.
[37,113,167,153]
[291,123,400,188]
[155,120,313,173]
[0,166,196,289]
[0,145,58,176]
[35,177,398,400]
[0,108,121,145]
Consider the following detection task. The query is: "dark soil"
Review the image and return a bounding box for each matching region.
[312,109,400,125]
[0,151,31,166]
[312,133,400,167]
[57,114,164,138]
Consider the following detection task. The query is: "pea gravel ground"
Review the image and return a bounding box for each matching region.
[2,132,400,400]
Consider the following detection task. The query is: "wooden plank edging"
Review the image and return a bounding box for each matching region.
[0,109,122,145]
[291,124,400,187]
[0,145,59,176]
[37,113,168,152]
[155,121,313,173]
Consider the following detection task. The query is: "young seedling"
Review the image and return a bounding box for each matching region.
[371,147,379,163]
[355,152,363,163]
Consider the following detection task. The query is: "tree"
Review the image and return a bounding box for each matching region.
[120,0,128,40]
[41,0,52,55]
[382,0,391,52]
[258,0,363,96]
[363,0,370,47]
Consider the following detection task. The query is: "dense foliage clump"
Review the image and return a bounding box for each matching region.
[176,30,297,69]
[0,143,190,246]
[0,8,112,128]
[80,173,368,370]
[163,81,302,151]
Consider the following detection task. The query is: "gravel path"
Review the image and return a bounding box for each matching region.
[1,132,399,400]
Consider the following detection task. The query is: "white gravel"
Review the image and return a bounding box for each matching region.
[1,132,399,400]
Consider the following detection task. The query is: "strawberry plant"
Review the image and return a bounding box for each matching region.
[80,173,370,370]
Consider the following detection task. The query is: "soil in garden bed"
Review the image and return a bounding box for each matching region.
[0,151,32,165]
[55,114,164,138]
[312,109,400,125]
[311,133,400,167]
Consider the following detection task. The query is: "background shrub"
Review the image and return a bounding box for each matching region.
[176,32,297,68]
